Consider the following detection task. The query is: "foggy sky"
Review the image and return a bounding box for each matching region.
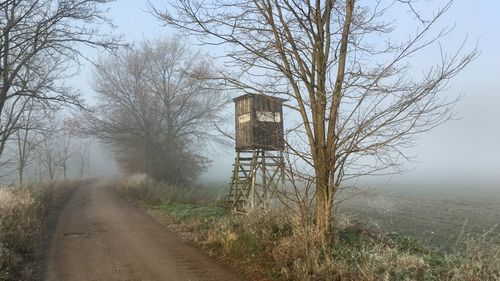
[73,1,500,186]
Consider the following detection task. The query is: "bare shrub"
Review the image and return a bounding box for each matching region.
[272,214,317,280]
[447,230,500,281]
[203,208,292,277]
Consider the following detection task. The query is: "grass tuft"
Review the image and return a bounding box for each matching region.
[157,202,227,221]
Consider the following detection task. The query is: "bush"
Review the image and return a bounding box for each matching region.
[445,230,500,281]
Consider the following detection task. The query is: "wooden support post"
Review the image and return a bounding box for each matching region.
[250,150,257,209]
[226,149,284,212]
[262,150,267,206]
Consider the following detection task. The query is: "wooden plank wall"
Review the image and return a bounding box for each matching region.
[235,94,284,151]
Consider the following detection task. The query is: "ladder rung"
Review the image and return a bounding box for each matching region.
[234,163,281,167]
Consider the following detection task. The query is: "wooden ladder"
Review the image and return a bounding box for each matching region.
[226,151,256,211]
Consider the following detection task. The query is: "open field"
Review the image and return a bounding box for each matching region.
[339,184,500,251]
[204,180,500,251]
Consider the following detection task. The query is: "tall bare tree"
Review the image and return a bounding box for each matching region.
[152,0,478,241]
[85,38,226,184]
[15,98,36,185]
[14,94,60,185]
[75,139,90,178]
[55,129,72,179]
[36,130,58,181]
[0,0,120,160]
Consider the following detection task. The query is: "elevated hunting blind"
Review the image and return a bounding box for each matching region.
[234,94,285,151]
[226,94,286,211]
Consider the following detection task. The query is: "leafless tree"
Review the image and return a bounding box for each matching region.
[29,115,72,181]
[75,139,90,178]
[15,98,36,185]
[0,0,121,161]
[55,130,72,179]
[152,0,478,242]
[36,130,58,181]
[84,38,226,184]
[13,94,62,185]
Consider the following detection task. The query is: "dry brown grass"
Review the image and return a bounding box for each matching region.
[119,173,220,205]
[0,181,76,281]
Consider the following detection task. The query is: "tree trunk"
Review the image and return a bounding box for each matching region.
[48,156,54,181]
[315,167,334,243]
[18,163,24,186]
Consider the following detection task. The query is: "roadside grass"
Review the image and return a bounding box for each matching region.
[118,174,500,281]
[157,202,227,221]
[0,181,77,281]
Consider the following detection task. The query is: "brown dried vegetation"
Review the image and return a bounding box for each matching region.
[120,176,500,281]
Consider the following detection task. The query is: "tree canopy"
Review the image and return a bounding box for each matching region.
[85,38,226,185]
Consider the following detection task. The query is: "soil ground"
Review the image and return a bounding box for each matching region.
[44,181,242,281]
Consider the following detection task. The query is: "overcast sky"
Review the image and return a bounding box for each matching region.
[79,1,500,186]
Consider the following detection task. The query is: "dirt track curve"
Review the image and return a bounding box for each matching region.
[45,181,242,281]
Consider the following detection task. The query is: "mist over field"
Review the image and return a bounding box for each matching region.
[338,183,500,250]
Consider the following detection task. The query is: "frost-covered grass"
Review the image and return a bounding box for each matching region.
[118,175,500,281]
[119,173,222,205]
[0,182,75,281]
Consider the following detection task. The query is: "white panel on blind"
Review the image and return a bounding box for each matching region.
[238,113,251,123]
[256,111,280,122]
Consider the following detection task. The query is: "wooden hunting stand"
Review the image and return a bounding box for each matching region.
[226,94,286,211]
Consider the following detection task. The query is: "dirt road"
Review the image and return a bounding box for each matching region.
[45,181,242,281]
